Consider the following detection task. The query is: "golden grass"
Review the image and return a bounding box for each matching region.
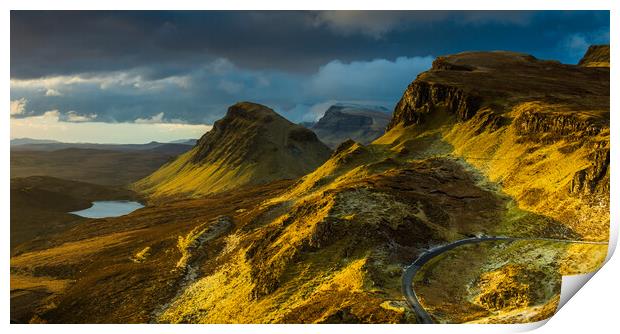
[413,239,608,323]
[134,103,332,200]
[133,148,255,198]
[11,274,73,294]
[11,231,138,268]
[442,102,609,240]
[131,246,152,263]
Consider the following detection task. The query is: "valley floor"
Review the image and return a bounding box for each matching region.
[10,153,608,324]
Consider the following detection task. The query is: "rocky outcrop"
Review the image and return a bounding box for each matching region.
[388,82,481,130]
[431,56,474,71]
[310,104,391,148]
[473,264,556,312]
[383,48,609,242]
[514,110,605,140]
[570,147,610,195]
[176,216,233,269]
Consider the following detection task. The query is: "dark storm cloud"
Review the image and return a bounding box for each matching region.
[11,11,351,78]
[11,11,609,78]
[10,10,610,124]
[10,56,434,124]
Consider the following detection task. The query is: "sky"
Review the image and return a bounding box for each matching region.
[10,10,610,143]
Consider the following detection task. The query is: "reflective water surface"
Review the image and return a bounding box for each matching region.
[70,200,144,218]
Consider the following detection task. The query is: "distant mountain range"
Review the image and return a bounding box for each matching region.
[10,138,199,186]
[169,138,198,145]
[302,103,391,148]
[11,138,197,153]
[10,138,61,146]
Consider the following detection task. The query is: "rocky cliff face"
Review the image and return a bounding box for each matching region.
[134,102,331,199]
[310,104,391,148]
[386,48,610,240]
[387,82,481,130]
[578,45,610,67]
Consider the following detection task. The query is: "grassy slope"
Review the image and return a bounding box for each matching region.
[10,176,137,255]
[412,240,607,323]
[133,102,331,200]
[578,45,610,67]
[10,180,294,323]
[10,51,610,324]
[443,106,609,240]
[10,176,139,322]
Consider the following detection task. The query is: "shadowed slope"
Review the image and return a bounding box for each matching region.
[310,104,391,148]
[380,49,609,240]
[10,176,137,255]
[133,102,331,199]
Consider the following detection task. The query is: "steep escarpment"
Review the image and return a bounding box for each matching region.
[133,102,331,199]
[387,81,481,130]
[578,44,610,67]
[389,51,608,130]
[384,49,610,240]
[309,104,391,148]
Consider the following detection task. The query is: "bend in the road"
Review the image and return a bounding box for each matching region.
[402,236,608,324]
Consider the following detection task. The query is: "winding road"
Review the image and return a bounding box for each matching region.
[401,236,608,323]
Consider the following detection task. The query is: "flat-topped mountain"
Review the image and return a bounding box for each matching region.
[10,138,61,146]
[133,102,331,198]
[382,48,609,240]
[388,50,609,130]
[309,104,391,148]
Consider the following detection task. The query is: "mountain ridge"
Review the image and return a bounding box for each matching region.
[381,49,609,240]
[133,102,331,199]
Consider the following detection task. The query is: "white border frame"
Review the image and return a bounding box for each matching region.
[3,2,617,333]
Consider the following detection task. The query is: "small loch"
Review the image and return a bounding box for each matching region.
[70,200,144,219]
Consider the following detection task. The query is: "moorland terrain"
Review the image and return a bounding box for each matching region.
[10,45,610,324]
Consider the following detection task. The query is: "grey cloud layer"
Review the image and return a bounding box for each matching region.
[12,11,609,78]
[10,11,609,124]
[11,56,433,123]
